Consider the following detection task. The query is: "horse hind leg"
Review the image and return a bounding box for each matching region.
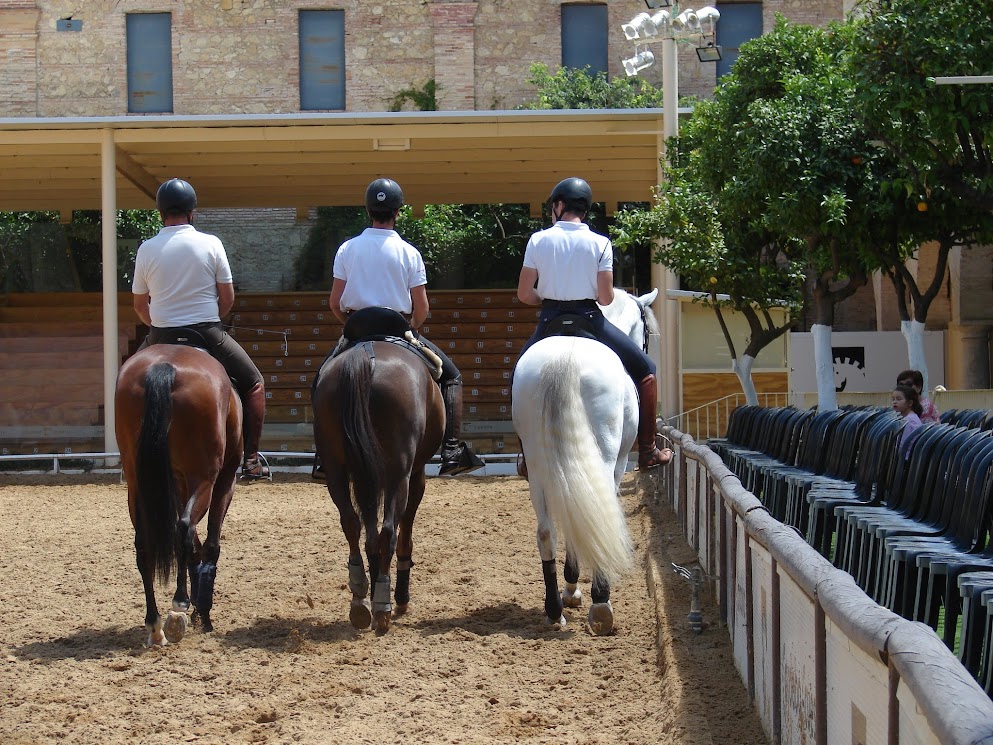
[532,489,565,627]
[562,549,583,608]
[348,558,372,629]
[135,537,166,647]
[394,467,427,617]
[163,514,197,644]
[588,571,614,636]
[372,575,392,635]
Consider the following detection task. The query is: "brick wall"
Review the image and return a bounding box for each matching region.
[193,207,319,293]
[0,7,40,117]
[5,1,849,116]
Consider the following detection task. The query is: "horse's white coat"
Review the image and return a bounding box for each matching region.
[512,288,658,592]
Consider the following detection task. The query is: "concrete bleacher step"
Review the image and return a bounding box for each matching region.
[0,290,532,455]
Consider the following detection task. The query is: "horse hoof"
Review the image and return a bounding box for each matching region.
[146,629,168,648]
[163,611,189,644]
[588,602,614,636]
[545,614,567,630]
[349,599,372,629]
[393,602,409,617]
[562,585,583,608]
[374,612,391,635]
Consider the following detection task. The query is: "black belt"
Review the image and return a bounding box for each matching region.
[152,321,222,331]
[541,299,597,310]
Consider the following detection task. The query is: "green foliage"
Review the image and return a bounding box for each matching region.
[387,80,438,112]
[517,63,664,110]
[292,206,368,291]
[398,204,539,289]
[0,210,160,293]
[293,204,539,291]
[849,0,993,212]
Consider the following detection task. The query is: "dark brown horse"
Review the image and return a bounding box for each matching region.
[115,344,243,646]
[312,341,445,634]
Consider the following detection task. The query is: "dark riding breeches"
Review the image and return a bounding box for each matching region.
[144,323,264,397]
[519,305,655,382]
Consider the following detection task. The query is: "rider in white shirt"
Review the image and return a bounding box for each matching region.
[516,177,671,474]
[132,178,269,481]
[326,178,482,477]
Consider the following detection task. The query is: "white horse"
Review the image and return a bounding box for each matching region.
[512,288,659,634]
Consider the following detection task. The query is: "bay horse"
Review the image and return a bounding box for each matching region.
[512,288,659,635]
[115,344,242,647]
[312,339,445,635]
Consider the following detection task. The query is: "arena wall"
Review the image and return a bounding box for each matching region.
[663,425,993,744]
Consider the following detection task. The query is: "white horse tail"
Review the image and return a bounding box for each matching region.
[531,352,633,586]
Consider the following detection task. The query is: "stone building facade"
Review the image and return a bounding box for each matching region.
[2,1,850,116]
[1,0,989,385]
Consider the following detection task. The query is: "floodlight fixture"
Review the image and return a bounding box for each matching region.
[696,6,721,36]
[671,10,700,34]
[644,0,672,8]
[622,12,656,40]
[696,40,722,62]
[622,47,656,77]
[649,9,671,34]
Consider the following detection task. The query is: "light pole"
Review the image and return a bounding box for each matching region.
[621,2,721,423]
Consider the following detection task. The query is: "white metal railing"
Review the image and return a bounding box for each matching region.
[661,424,993,744]
[671,392,791,441]
[0,450,522,476]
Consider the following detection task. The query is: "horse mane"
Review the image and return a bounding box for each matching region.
[641,296,660,336]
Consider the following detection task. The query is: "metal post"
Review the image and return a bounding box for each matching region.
[101,129,119,457]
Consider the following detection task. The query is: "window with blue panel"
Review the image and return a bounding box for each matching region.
[299,10,346,111]
[126,13,173,114]
[716,3,763,79]
[561,4,609,75]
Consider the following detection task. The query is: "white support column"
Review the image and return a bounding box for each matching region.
[101,129,119,457]
[660,34,681,422]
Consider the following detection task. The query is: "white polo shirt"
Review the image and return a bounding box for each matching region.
[333,227,427,314]
[522,221,613,301]
[132,224,233,327]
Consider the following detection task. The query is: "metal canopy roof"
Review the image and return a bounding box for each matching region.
[0,109,667,214]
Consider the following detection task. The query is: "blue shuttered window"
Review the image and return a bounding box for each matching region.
[716,3,763,78]
[126,13,173,114]
[561,4,608,75]
[299,10,345,111]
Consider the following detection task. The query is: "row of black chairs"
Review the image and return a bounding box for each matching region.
[709,405,993,693]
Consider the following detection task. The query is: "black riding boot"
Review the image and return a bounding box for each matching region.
[241,381,271,481]
[439,379,484,476]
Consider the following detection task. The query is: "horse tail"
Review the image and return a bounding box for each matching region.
[135,361,180,585]
[338,350,384,528]
[533,353,633,586]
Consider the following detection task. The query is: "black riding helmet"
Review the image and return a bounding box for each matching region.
[548,177,593,213]
[156,178,197,214]
[365,178,404,212]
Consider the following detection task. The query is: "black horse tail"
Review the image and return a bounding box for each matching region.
[135,361,180,585]
[338,350,384,529]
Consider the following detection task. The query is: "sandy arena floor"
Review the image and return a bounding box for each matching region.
[0,471,767,745]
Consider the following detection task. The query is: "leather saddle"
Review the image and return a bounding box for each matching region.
[331,307,441,378]
[537,313,598,343]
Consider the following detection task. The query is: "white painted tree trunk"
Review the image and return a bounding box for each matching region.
[732,355,759,406]
[812,324,837,410]
[900,319,929,392]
